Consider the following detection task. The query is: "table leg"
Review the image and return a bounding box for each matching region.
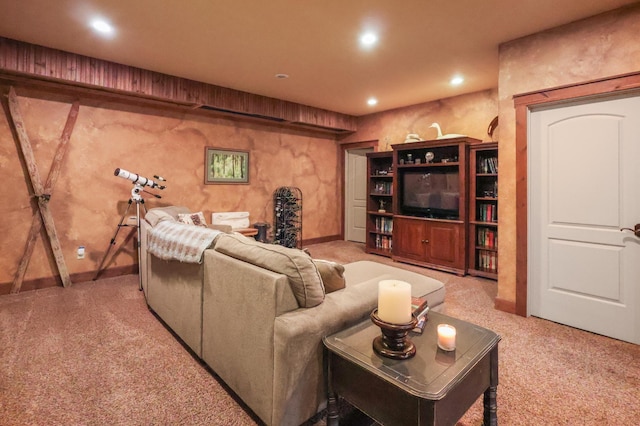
[327,392,339,426]
[325,349,339,426]
[483,385,497,426]
[483,346,499,426]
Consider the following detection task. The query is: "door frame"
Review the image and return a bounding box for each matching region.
[339,140,379,240]
[344,147,373,242]
[513,71,640,316]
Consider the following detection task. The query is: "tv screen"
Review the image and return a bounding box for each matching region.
[401,170,459,219]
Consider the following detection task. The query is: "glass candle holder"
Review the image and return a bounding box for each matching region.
[437,324,456,351]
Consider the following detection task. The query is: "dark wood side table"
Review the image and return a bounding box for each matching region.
[236,228,258,237]
[323,311,500,426]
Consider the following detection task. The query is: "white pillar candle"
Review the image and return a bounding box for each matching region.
[377,280,412,324]
[437,324,457,351]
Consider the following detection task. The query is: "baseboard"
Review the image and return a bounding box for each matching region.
[0,265,137,295]
[494,297,516,314]
[303,234,342,246]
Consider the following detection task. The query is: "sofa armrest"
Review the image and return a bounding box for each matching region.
[271,277,381,426]
[140,219,151,295]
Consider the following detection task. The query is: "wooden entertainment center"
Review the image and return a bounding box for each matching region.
[365,137,498,278]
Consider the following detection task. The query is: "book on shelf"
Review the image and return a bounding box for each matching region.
[375,235,393,250]
[477,250,498,273]
[478,203,498,222]
[375,216,393,233]
[410,295,430,334]
[373,181,392,195]
[477,227,498,249]
[478,156,498,174]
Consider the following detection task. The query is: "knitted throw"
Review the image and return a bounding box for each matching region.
[147,221,221,263]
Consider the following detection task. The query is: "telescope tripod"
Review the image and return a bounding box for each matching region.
[93,184,147,290]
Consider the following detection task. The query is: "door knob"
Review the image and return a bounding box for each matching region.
[421,239,429,244]
[620,224,640,238]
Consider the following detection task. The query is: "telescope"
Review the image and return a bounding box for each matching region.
[97,168,167,288]
[114,168,166,190]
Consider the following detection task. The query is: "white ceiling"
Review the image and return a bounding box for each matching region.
[0,0,636,116]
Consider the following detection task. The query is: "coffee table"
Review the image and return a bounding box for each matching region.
[323,311,500,425]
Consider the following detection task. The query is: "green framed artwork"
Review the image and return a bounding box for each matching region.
[205,147,249,184]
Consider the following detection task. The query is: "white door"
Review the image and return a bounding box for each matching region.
[345,149,370,242]
[529,94,640,344]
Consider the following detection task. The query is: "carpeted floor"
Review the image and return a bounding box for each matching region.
[1,240,638,425]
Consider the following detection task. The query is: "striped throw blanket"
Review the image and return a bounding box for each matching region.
[148,221,221,263]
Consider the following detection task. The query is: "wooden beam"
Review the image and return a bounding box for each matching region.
[7,87,73,290]
[11,99,79,293]
[0,37,357,132]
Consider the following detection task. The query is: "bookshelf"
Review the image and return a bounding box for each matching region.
[365,152,394,257]
[468,142,498,279]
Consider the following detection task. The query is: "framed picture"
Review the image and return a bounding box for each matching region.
[205,147,249,184]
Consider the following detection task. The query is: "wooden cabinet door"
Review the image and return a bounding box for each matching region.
[426,222,464,270]
[393,217,466,274]
[392,217,427,261]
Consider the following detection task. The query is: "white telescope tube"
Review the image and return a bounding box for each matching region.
[114,168,165,189]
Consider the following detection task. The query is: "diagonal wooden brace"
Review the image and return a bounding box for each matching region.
[11,100,80,293]
[8,87,78,291]
[11,101,79,293]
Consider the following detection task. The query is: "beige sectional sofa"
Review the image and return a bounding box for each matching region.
[140,206,446,426]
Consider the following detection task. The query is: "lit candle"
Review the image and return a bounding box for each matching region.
[377,280,412,324]
[437,324,456,351]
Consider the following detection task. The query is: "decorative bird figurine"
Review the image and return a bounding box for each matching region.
[404,133,422,143]
[430,122,466,139]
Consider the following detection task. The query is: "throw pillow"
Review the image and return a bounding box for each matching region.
[145,209,176,227]
[214,233,325,308]
[312,259,346,293]
[178,211,208,227]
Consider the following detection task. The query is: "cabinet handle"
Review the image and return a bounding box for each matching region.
[421,239,429,244]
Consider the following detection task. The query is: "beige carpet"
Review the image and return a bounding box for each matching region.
[1,241,638,425]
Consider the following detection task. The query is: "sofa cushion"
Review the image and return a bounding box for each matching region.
[312,259,346,294]
[145,209,176,227]
[343,260,446,309]
[145,206,190,227]
[214,233,325,307]
[178,211,208,227]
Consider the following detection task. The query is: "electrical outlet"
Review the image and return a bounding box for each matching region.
[77,246,85,259]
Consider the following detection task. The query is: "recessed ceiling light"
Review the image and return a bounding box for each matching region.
[450,75,464,86]
[367,97,378,106]
[90,18,114,35]
[360,32,378,48]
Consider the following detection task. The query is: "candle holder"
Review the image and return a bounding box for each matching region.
[437,324,457,352]
[370,309,418,360]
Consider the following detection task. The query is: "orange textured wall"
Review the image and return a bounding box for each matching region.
[341,89,499,149]
[497,5,640,305]
[0,92,340,290]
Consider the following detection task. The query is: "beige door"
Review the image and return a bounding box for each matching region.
[345,148,371,242]
[529,94,640,344]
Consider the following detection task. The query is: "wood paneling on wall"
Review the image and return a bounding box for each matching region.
[0,37,357,132]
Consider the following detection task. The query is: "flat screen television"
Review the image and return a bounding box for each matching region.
[401,170,460,219]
